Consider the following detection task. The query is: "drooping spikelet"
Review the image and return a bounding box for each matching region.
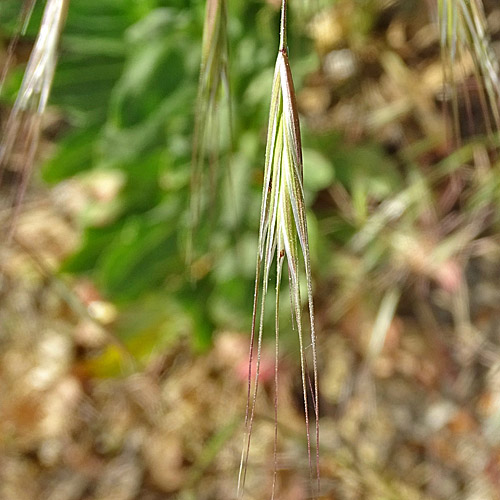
[238,1,319,498]
[189,0,230,265]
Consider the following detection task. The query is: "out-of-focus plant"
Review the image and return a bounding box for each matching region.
[0,0,68,235]
[437,0,500,139]
[189,0,231,265]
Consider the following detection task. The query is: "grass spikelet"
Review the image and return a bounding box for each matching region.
[0,0,69,237]
[188,0,230,266]
[437,0,500,140]
[238,1,319,497]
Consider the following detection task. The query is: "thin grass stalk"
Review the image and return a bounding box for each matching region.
[188,0,231,266]
[0,0,69,238]
[238,1,319,497]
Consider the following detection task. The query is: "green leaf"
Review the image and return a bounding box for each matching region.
[95,218,177,301]
[42,128,100,182]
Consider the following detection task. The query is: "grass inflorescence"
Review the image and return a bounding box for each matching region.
[238,1,319,498]
[188,0,231,267]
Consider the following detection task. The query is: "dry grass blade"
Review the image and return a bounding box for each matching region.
[238,1,319,498]
[437,0,500,141]
[188,0,231,266]
[0,0,69,237]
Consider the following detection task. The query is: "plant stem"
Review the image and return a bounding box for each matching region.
[279,0,287,53]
